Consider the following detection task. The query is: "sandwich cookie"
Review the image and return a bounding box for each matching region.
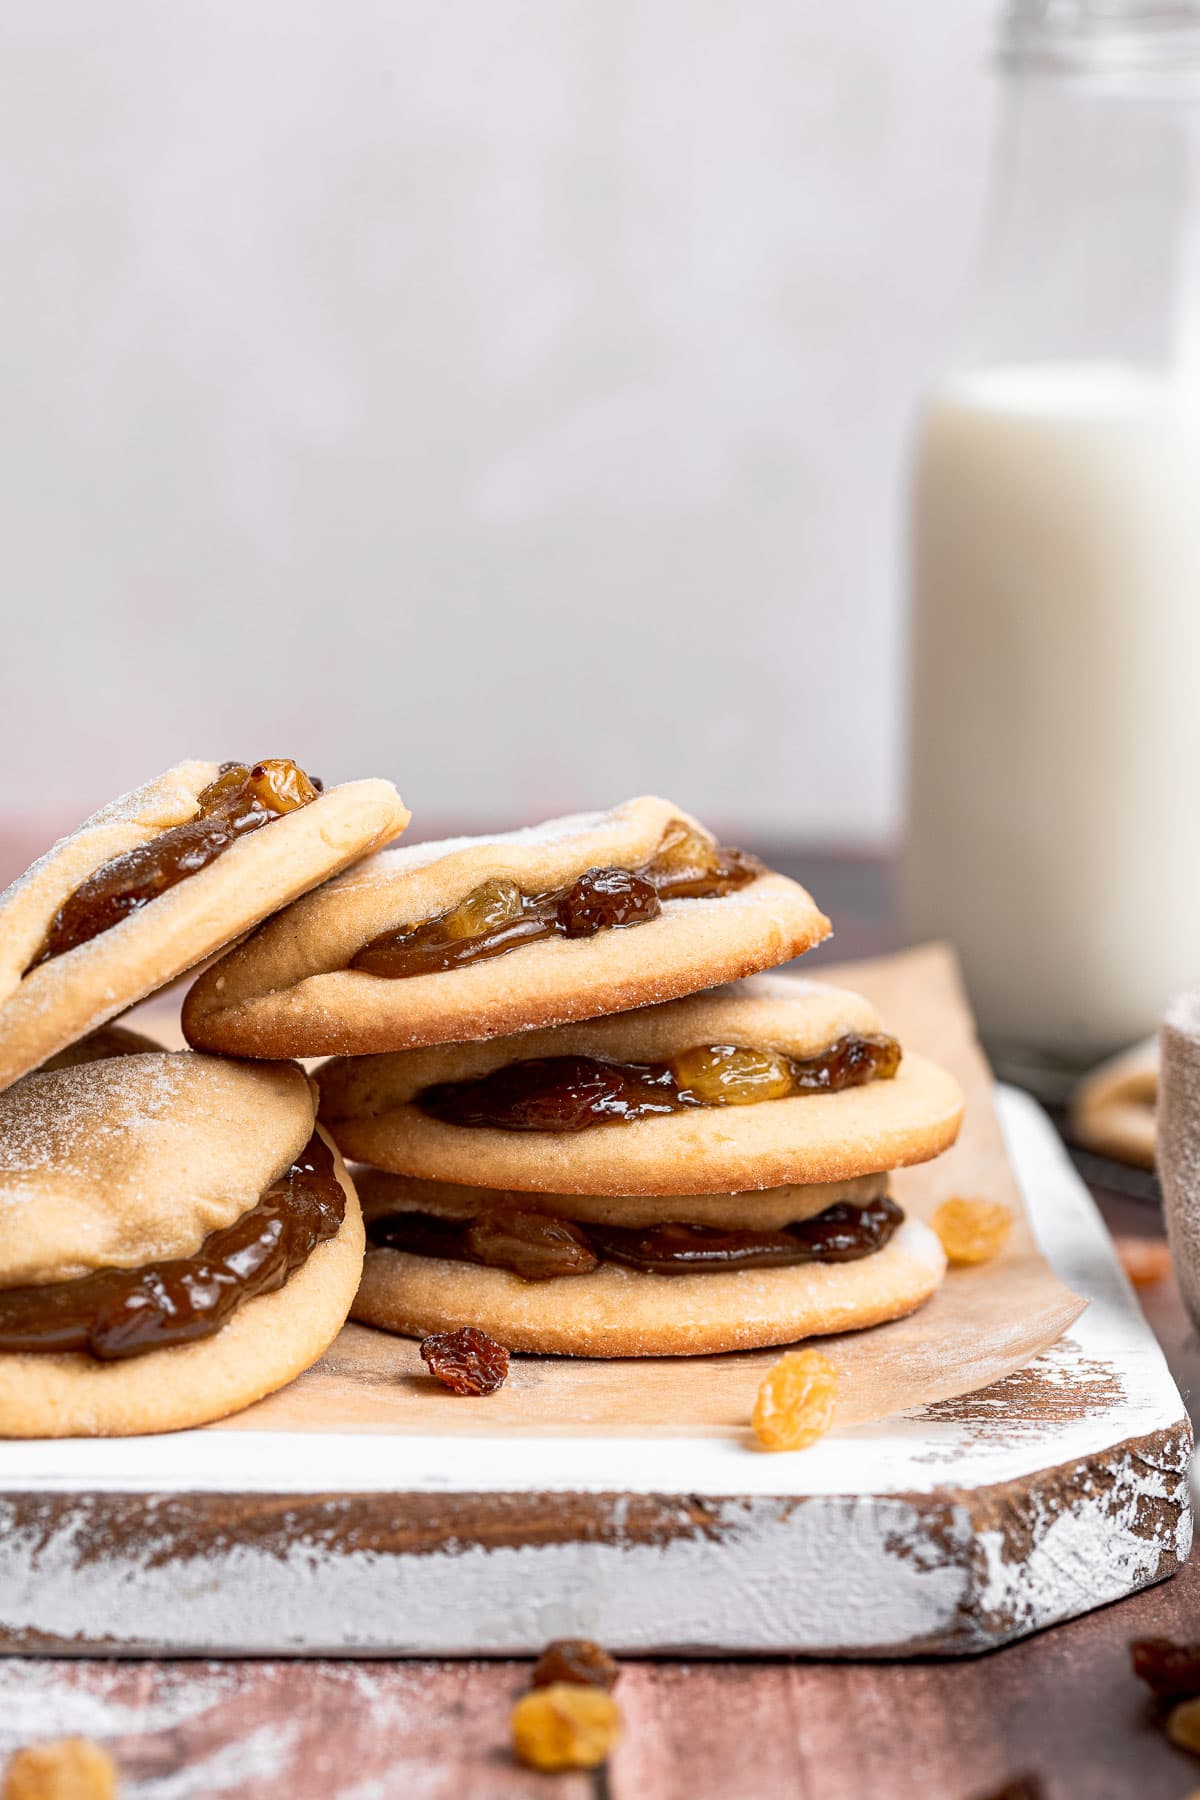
[0,759,410,1093]
[325,973,962,1356]
[316,973,965,1195]
[350,1166,947,1356]
[0,1052,363,1436]
[182,797,830,1057]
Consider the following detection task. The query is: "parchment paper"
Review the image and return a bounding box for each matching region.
[135,943,1087,1437]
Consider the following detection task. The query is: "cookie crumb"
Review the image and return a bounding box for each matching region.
[3,1739,118,1800]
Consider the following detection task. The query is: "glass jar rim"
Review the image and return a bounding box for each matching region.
[1000,1,1200,73]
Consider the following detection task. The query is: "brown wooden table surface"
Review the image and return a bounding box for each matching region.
[1,842,1197,1799]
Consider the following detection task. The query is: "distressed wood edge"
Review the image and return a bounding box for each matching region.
[0,1417,1192,1659]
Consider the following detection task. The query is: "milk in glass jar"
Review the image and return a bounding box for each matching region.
[905,0,1200,1069]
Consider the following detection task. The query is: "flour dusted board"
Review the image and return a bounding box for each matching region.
[0,950,1190,1656]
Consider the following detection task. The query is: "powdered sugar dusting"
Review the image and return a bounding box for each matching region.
[0,1054,191,1180]
[334,802,646,887]
[0,1661,241,1747]
[0,768,202,915]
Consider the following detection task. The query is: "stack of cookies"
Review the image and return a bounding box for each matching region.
[190,795,964,1359]
[0,773,964,1436]
[0,759,408,1437]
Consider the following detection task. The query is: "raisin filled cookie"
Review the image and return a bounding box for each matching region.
[182,797,830,1057]
[0,759,409,1092]
[0,1051,363,1436]
[349,1165,947,1356]
[322,972,962,1356]
[316,973,965,1196]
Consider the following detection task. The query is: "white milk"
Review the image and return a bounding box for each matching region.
[904,361,1200,1059]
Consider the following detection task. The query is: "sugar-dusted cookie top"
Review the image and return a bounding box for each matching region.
[183,796,831,1058]
[0,759,409,1092]
[0,1051,314,1286]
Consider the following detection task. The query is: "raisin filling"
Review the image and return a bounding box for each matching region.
[348,819,761,979]
[29,758,321,969]
[367,1195,903,1280]
[0,1132,344,1360]
[417,1035,901,1132]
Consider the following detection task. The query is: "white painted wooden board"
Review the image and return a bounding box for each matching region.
[0,1087,1191,1658]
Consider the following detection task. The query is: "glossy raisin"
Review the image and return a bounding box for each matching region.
[1131,1636,1200,1698]
[511,1684,621,1771]
[2,1738,119,1800]
[466,1208,599,1280]
[242,758,321,814]
[671,1043,794,1106]
[788,1033,902,1092]
[1168,1696,1200,1754]
[1116,1238,1173,1288]
[589,1197,903,1276]
[419,1326,510,1395]
[556,866,661,937]
[751,1349,838,1452]
[418,1055,678,1132]
[531,1638,620,1692]
[442,878,525,942]
[932,1197,1014,1266]
[645,820,760,899]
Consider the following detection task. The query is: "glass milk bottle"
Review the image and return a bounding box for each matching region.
[904,0,1200,1073]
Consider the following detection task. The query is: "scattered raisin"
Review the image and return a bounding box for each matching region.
[751,1349,837,1452]
[2,1738,119,1800]
[1131,1636,1200,1698]
[531,1638,620,1692]
[1115,1237,1173,1288]
[932,1197,1013,1266]
[420,1326,510,1395]
[1168,1696,1200,1755]
[510,1683,621,1771]
[557,866,661,937]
